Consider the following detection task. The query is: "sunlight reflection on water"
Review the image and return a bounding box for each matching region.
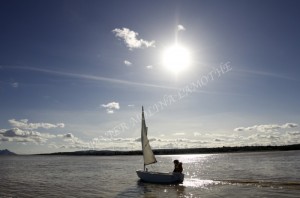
[167,154,216,163]
[183,178,220,189]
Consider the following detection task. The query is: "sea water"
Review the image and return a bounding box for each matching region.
[0,150,299,197]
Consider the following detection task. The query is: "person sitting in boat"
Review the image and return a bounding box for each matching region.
[173,159,183,173]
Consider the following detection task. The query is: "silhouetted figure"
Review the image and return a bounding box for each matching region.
[173,159,183,173]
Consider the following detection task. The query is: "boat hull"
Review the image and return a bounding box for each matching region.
[136,170,184,184]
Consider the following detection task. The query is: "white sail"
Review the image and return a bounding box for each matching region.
[141,106,157,166]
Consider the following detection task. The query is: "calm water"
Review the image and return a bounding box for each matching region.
[1,151,300,197]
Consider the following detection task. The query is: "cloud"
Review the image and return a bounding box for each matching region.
[41,129,300,151]
[283,123,298,128]
[0,119,65,144]
[51,133,93,150]
[173,133,185,136]
[146,65,153,69]
[288,131,300,136]
[63,133,74,138]
[234,123,298,132]
[112,28,155,50]
[193,132,200,136]
[59,133,93,149]
[84,128,299,150]
[124,60,132,66]
[101,102,120,114]
[0,129,6,133]
[233,127,244,132]
[244,131,300,146]
[11,82,19,88]
[1,128,36,137]
[177,24,186,31]
[3,65,182,91]
[0,128,56,143]
[237,69,298,82]
[0,134,9,142]
[8,119,65,130]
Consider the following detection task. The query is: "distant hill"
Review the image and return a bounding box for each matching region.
[0,149,17,156]
[40,144,300,156]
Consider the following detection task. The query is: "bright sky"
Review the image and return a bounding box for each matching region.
[1,0,300,154]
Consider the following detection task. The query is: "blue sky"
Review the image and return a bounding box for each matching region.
[1,0,300,154]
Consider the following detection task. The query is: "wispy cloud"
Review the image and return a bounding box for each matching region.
[234,123,298,132]
[11,82,19,88]
[101,102,120,114]
[2,65,179,90]
[124,60,132,66]
[9,119,64,130]
[112,27,155,50]
[177,24,186,31]
[146,65,153,69]
[236,69,298,81]
[173,132,185,136]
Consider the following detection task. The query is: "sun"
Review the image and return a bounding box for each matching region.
[162,44,191,74]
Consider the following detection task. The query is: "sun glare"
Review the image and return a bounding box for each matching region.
[163,44,191,74]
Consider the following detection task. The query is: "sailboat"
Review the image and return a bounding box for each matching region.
[136,106,184,184]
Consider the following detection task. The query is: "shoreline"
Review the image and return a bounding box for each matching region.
[37,144,300,156]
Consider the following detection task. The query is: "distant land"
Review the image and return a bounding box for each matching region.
[0,149,17,156]
[40,144,300,156]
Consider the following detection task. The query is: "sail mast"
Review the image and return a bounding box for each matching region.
[141,106,157,170]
